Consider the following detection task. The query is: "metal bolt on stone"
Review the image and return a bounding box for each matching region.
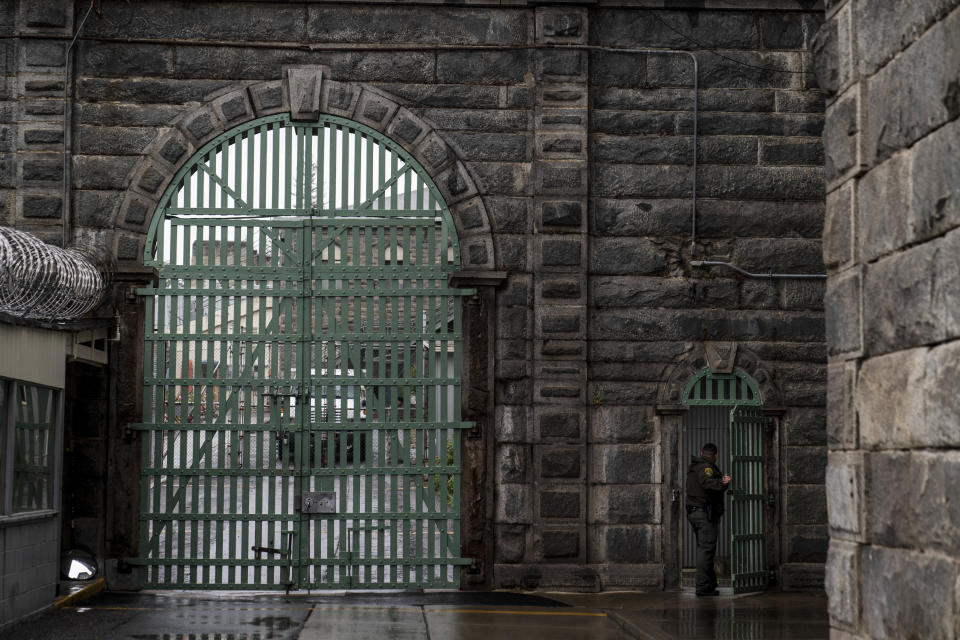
[0,226,106,321]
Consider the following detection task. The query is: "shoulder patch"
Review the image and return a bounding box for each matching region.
[704,467,714,476]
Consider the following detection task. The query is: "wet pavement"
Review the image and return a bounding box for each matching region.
[3,589,829,640]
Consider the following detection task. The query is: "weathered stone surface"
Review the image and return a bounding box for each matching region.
[589,406,655,444]
[495,406,532,442]
[538,412,581,441]
[73,190,121,229]
[590,238,667,276]
[858,152,911,262]
[856,348,926,449]
[590,10,760,50]
[776,90,825,114]
[600,526,660,564]
[470,162,531,196]
[487,197,531,234]
[863,233,960,354]
[823,181,853,269]
[785,484,827,525]
[21,156,61,183]
[825,267,861,358]
[689,112,824,137]
[924,340,960,443]
[826,363,856,449]
[589,110,676,136]
[782,279,826,310]
[786,525,829,563]
[436,51,530,84]
[864,8,960,165]
[417,108,531,133]
[779,563,826,592]
[76,78,235,104]
[592,87,774,113]
[649,50,802,91]
[825,540,860,629]
[861,546,956,640]
[308,7,529,45]
[591,276,738,310]
[824,89,858,182]
[697,166,824,201]
[731,237,825,274]
[540,237,582,267]
[21,194,61,218]
[592,164,691,199]
[590,445,655,484]
[79,41,173,77]
[540,448,581,479]
[854,0,960,76]
[495,525,526,563]
[591,485,658,525]
[865,450,960,552]
[910,117,960,246]
[539,490,580,519]
[497,484,531,524]
[540,529,579,559]
[826,454,861,535]
[540,201,582,228]
[786,446,827,485]
[762,138,824,166]
[72,156,132,190]
[591,308,824,343]
[75,126,155,156]
[496,444,527,485]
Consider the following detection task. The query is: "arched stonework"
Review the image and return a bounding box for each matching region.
[657,343,783,409]
[111,66,496,272]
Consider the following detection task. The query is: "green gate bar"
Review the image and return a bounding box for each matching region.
[729,405,769,594]
[130,114,472,590]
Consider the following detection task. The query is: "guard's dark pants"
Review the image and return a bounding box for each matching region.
[687,508,719,594]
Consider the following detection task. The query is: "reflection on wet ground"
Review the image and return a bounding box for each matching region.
[2,590,829,640]
[556,591,830,640]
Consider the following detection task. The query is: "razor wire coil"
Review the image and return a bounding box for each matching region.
[0,226,106,321]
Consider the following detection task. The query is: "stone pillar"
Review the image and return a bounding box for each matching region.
[817,2,960,637]
[11,1,74,244]
[530,6,592,590]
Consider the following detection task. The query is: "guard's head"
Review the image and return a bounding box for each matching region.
[701,443,718,461]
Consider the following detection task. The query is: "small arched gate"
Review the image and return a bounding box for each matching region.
[130,114,472,590]
[681,368,769,594]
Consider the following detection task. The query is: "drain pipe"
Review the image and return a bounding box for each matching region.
[690,260,826,280]
[61,2,95,249]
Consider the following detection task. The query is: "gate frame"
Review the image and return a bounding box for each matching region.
[113,67,504,591]
[656,344,784,591]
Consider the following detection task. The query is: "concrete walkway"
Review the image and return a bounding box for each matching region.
[4,589,829,639]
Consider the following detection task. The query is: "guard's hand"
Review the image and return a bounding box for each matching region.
[722,474,731,485]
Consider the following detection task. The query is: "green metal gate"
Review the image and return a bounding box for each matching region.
[130,114,472,589]
[729,405,769,594]
[681,368,768,593]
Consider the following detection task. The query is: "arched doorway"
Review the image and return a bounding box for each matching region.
[680,368,769,594]
[132,113,471,589]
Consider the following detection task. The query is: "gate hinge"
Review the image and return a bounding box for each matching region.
[767,492,775,507]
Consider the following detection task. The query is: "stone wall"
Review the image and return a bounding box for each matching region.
[818,1,960,636]
[2,0,828,593]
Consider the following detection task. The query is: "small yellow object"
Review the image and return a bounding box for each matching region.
[704,468,714,476]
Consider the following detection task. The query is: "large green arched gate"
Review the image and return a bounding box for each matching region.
[129,114,472,589]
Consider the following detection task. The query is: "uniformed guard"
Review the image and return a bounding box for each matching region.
[686,442,731,596]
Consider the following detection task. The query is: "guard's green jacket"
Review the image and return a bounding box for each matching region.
[686,455,726,511]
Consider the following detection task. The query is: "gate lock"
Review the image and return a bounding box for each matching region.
[295,492,337,514]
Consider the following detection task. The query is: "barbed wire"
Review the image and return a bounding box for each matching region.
[0,227,107,321]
